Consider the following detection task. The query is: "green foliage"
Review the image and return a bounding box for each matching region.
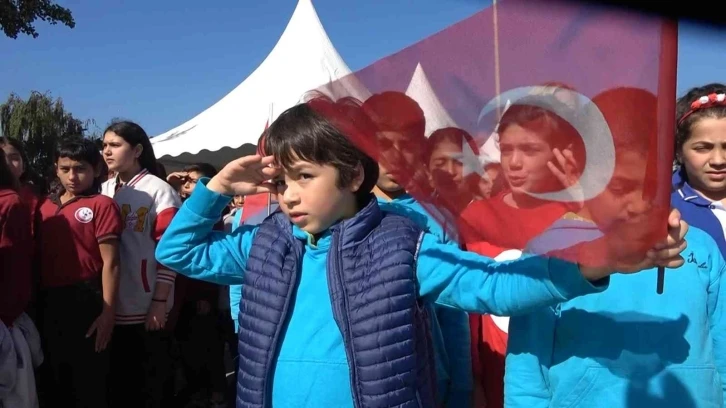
[0,91,92,179]
[0,0,75,39]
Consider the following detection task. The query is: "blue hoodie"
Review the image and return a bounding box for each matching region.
[156,180,607,407]
[377,194,471,407]
[506,226,726,408]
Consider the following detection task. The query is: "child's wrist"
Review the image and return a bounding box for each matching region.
[579,264,613,281]
[207,176,231,196]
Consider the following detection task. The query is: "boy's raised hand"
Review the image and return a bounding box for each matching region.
[579,208,689,281]
[207,155,280,196]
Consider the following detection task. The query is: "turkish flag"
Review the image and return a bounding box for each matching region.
[309,0,677,269]
[309,4,677,404]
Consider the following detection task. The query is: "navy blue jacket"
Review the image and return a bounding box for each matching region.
[237,198,437,408]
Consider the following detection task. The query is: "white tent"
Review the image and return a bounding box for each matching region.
[404,63,457,137]
[151,0,369,170]
[404,63,502,165]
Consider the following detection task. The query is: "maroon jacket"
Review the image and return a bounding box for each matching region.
[0,189,32,326]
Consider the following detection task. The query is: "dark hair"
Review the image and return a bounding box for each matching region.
[0,150,18,190]
[591,87,654,153]
[263,96,379,205]
[498,95,580,150]
[361,91,426,140]
[56,138,102,169]
[55,138,105,192]
[182,163,218,179]
[675,83,726,167]
[425,127,479,165]
[97,157,110,184]
[0,136,32,184]
[103,121,159,177]
[156,163,168,181]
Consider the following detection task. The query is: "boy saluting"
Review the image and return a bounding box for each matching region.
[156,96,687,408]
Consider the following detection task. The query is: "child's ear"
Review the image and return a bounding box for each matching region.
[349,163,365,193]
[93,163,102,178]
[134,144,143,159]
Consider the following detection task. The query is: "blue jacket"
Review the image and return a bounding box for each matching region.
[156,179,607,407]
[227,202,280,333]
[506,227,726,408]
[378,195,472,407]
[672,171,726,256]
[237,201,436,407]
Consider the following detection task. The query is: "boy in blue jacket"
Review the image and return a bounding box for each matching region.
[506,87,725,408]
[156,96,687,408]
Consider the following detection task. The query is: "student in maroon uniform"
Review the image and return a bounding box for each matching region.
[0,148,32,328]
[37,139,122,408]
[0,137,42,238]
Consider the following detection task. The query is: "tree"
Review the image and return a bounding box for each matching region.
[0,91,91,180]
[0,0,75,39]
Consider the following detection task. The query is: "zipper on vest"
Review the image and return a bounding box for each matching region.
[261,239,303,408]
[329,228,362,408]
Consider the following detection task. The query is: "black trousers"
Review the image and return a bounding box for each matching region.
[175,302,226,395]
[110,324,171,408]
[39,280,109,408]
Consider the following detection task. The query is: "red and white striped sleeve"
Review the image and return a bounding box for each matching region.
[152,183,182,285]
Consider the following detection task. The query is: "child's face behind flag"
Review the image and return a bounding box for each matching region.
[376,130,420,194]
[57,157,97,195]
[500,124,561,197]
[587,149,661,263]
[584,87,666,264]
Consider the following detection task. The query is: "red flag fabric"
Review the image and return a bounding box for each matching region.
[242,113,274,222]
[241,192,270,222]
[308,0,677,269]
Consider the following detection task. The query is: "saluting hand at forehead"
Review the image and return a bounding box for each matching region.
[207,155,280,197]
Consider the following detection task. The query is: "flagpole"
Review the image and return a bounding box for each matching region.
[655,18,678,295]
[493,0,501,120]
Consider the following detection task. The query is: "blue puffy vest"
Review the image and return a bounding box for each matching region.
[236,198,437,408]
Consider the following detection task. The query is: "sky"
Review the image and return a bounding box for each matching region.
[1,0,725,137]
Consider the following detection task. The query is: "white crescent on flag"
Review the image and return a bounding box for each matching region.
[477,86,616,203]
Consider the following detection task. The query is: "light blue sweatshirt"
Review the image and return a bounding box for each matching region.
[156,180,607,407]
[377,194,472,407]
[506,226,726,408]
[227,208,244,332]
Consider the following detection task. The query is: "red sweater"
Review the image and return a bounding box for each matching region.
[0,189,32,326]
[461,193,568,408]
[18,184,41,239]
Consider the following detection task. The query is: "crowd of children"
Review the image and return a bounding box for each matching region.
[0,82,723,408]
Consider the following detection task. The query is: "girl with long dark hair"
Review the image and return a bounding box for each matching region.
[100,121,181,408]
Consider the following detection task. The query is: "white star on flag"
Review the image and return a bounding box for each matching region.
[446,141,499,180]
